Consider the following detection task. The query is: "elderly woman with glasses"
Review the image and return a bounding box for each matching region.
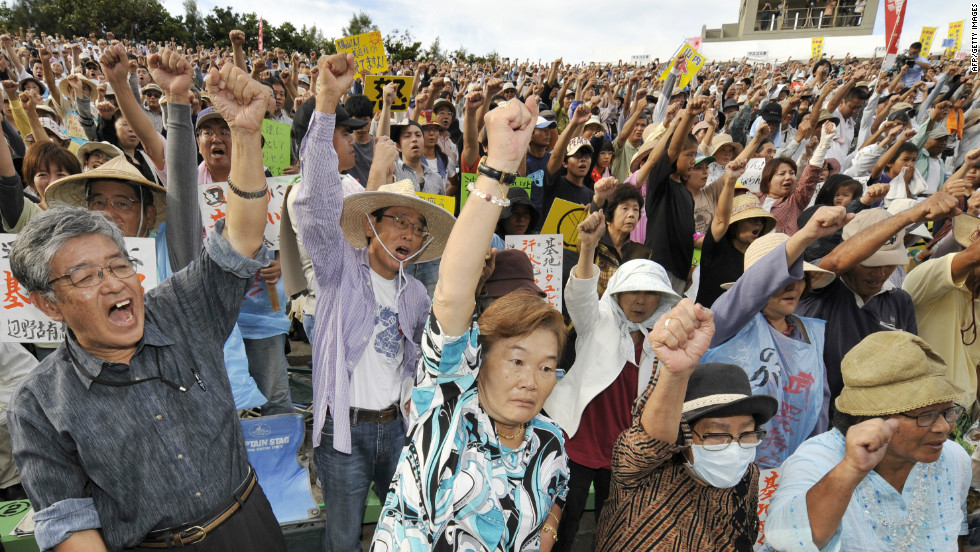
[372,96,570,552]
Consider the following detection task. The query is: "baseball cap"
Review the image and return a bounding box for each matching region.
[536,116,557,129]
[566,136,593,157]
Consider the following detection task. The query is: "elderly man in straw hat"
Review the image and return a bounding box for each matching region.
[902,212,980,415]
[799,192,960,404]
[766,331,971,551]
[291,52,455,552]
[6,60,286,551]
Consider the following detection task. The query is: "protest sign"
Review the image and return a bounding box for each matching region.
[334,30,387,78]
[946,20,964,58]
[0,235,158,343]
[658,44,705,90]
[811,37,825,59]
[736,158,768,194]
[64,110,88,140]
[364,75,415,112]
[416,192,455,214]
[199,175,293,250]
[261,119,291,176]
[919,26,937,55]
[541,198,586,252]
[459,175,531,208]
[505,234,563,310]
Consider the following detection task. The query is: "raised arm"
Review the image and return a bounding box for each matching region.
[709,159,748,242]
[377,81,395,138]
[633,116,678,189]
[37,47,61,106]
[205,57,273,258]
[818,191,959,275]
[150,48,201,272]
[616,93,648,148]
[870,127,916,181]
[100,43,165,170]
[433,95,539,335]
[546,103,589,177]
[461,88,484,171]
[825,67,866,114]
[228,31,246,72]
[668,96,708,162]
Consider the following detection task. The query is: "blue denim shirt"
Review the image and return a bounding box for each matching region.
[8,221,267,551]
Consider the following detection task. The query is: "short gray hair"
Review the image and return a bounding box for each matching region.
[10,205,126,301]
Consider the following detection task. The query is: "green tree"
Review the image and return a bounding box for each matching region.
[424,36,444,61]
[202,6,241,47]
[340,11,377,38]
[183,0,203,43]
[383,28,422,63]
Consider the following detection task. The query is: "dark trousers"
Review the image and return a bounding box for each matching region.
[555,460,611,552]
[127,484,286,551]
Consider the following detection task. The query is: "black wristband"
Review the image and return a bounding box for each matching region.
[227,177,268,200]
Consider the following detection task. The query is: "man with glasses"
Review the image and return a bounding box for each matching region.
[595,299,779,551]
[6,60,286,552]
[767,331,971,551]
[292,52,455,552]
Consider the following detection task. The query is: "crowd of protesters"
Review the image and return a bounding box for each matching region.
[0,24,978,552]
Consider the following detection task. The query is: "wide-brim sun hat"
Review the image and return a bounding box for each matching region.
[835,331,965,416]
[682,363,778,426]
[721,232,834,290]
[58,75,99,100]
[75,141,124,167]
[886,198,931,240]
[727,193,776,235]
[708,133,745,157]
[841,209,908,267]
[44,156,167,232]
[339,180,455,263]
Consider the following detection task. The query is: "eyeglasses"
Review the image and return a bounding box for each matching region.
[691,428,767,451]
[48,257,138,288]
[897,405,965,428]
[198,128,231,139]
[381,215,429,238]
[88,194,138,213]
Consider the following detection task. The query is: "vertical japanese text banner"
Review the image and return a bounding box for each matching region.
[505,235,564,310]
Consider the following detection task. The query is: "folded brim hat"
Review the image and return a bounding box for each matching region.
[45,155,167,232]
[709,135,744,157]
[483,249,545,299]
[836,331,966,415]
[817,110,840,126]
[682,363,779,426]
[75,141,124,166]
[58,75,99,101]
[842,209,908,267]
[499,187,539,230]
[721,232,834,289]
[339,180,455,264]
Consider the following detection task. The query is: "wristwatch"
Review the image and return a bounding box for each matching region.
[477,156,518,186]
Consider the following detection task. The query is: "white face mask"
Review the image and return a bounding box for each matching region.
[686,444,756,489]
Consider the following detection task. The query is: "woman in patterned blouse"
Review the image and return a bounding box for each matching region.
[372,96,570,551]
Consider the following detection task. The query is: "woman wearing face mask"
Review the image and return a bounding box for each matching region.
[594,299,778,552]
[545,211,680,551]
[702,206,852,469]
[757,121,838,234]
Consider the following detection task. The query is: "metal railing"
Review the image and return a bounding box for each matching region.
[754,3,865,32]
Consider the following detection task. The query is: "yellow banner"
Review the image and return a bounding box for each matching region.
[334,30,387,78]
[811,37,825,60]
[416,192,455,214]
[658,44,706,90]
[919,27,937,56]
[540,198,586,252]
[364,75,414,113]
[946,20,964,59]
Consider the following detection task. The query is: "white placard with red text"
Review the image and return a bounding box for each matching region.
[504,234,563,311]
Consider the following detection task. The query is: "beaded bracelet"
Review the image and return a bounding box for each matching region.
[541,524,558,542]
[227,176,269,200]
[466,183,511,207]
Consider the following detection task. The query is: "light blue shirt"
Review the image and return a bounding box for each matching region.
[901,56,929,89]
[765,429,969,551]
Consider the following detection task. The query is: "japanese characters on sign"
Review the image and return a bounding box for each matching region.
[658,43,705,90]
[261,119,291,176]
[505,234,563,310]
[415,192,455,214]
[754,468,780,550]
[0,235,158,343]
[199,176,293,251]
[364,75,415,112]
[811,37,825,59]
[334,30,388,78]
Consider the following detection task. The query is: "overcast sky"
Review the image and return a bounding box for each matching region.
[161,0,976,62]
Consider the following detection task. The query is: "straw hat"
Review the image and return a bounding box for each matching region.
[44,156,167,231]
[708,133,744,157]
[835,331,965,416]
[953,213,980,248]
[57,75,99,100]
[721,232,834,290]
[339,180,455,263]
[75,141,124,167]
[841,209,908,267]
[728,193,776,234]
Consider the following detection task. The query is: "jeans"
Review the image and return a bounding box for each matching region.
[313,411,405,552]
[410,259,440,299]
[554,460,611,552]
[302,314,315,344]
[242,334,294,416]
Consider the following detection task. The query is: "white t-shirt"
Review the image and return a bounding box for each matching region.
[926,157,943,195]
[350,270,405,410]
